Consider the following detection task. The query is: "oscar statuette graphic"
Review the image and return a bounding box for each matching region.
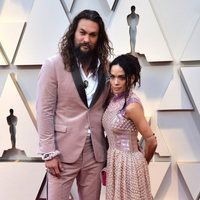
[1,109,27,160]
[127,5,139,56]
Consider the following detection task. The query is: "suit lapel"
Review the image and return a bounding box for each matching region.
[89,65,106,108]
[71,62,88,107]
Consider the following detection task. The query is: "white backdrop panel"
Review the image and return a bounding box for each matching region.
[14,0,69,65]
[107,0,172,62]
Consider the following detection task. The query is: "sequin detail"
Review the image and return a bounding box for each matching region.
[102,92,153,200]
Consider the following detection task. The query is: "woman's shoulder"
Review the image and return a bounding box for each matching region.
[127,91,142,105]
[125,92,144,118]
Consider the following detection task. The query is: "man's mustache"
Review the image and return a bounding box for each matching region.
[80,42,91,48]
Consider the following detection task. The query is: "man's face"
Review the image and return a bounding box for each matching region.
[74,19,99,54]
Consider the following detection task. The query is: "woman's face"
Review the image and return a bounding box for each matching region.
[109,64,126,95]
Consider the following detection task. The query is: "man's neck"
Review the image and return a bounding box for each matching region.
[82,63,90,76]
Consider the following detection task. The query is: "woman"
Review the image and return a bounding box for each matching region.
[102,54,157,200]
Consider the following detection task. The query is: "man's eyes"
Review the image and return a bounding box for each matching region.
[79,31,97,37]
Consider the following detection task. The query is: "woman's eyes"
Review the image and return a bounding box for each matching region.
[109,75,126,80]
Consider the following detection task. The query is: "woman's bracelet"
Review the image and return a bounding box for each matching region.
[145,133,156,142]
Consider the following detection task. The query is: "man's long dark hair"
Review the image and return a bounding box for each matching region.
[59,9,113,71]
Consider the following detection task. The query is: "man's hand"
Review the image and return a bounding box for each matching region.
[45,156,63,177]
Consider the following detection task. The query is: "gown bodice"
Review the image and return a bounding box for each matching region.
[102,91,142,153]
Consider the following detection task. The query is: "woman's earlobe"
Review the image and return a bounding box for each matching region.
[131,75,135,83]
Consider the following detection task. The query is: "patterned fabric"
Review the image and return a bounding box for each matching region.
[102,91,153,200]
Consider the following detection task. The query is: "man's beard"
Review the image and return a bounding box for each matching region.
[74,43,97,65]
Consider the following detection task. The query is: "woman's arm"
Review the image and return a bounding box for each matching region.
[125,102,157,164]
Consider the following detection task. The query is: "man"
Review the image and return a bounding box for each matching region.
[36,10,113,200]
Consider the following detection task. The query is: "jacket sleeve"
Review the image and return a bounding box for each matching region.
[36,57,58,154]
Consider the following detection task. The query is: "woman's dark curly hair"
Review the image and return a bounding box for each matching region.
[109,53,141,110]
[59,9,113,71]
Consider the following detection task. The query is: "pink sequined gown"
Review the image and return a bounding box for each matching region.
[102,92,152,200]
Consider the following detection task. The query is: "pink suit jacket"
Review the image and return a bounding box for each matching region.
[36,54,109,163]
